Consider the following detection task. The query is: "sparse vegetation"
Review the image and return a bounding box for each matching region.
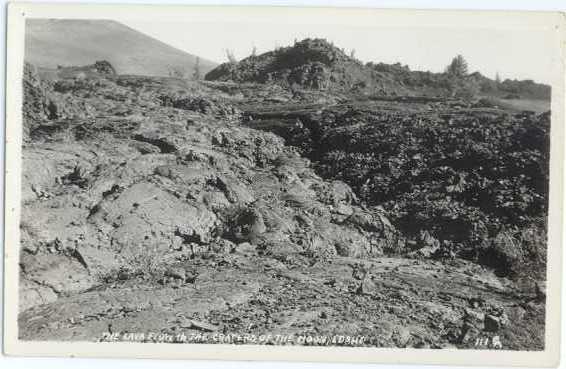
[225,48,237,64]
[192,56,202,80]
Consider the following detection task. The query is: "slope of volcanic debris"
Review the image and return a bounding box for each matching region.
[242,99,549,284]
[205,38,408,95]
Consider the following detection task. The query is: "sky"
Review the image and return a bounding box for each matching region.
[121,19,555,84]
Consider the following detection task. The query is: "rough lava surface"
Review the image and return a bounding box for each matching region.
[18,60,545,350]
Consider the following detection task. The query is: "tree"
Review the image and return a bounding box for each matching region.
[225,49,237,64]
[350,49,356,59]
[443,55,478,100]
[446,55,468,78]
[251,45,257,57]
[495,72,501,85]
[192,57,201,81]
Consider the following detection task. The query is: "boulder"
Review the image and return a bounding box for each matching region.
[214,176,254,204]
[90,182,218,249]
[19,278,59,313]
[484,314,501,332]
[330,180,358,205]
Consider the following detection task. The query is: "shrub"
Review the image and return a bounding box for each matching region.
[96,242,169,284]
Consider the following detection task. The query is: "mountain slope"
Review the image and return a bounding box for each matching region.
[25,19,217,77]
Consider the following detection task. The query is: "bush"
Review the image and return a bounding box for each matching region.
[96,242,169,284]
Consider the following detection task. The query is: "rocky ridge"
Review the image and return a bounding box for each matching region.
[205,38,551,101]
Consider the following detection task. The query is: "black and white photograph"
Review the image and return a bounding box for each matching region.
[3,3,565,366]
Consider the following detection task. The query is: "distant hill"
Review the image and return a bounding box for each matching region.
[25,19,217,78]
[205,38,409,95]
[206,38,550,100]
